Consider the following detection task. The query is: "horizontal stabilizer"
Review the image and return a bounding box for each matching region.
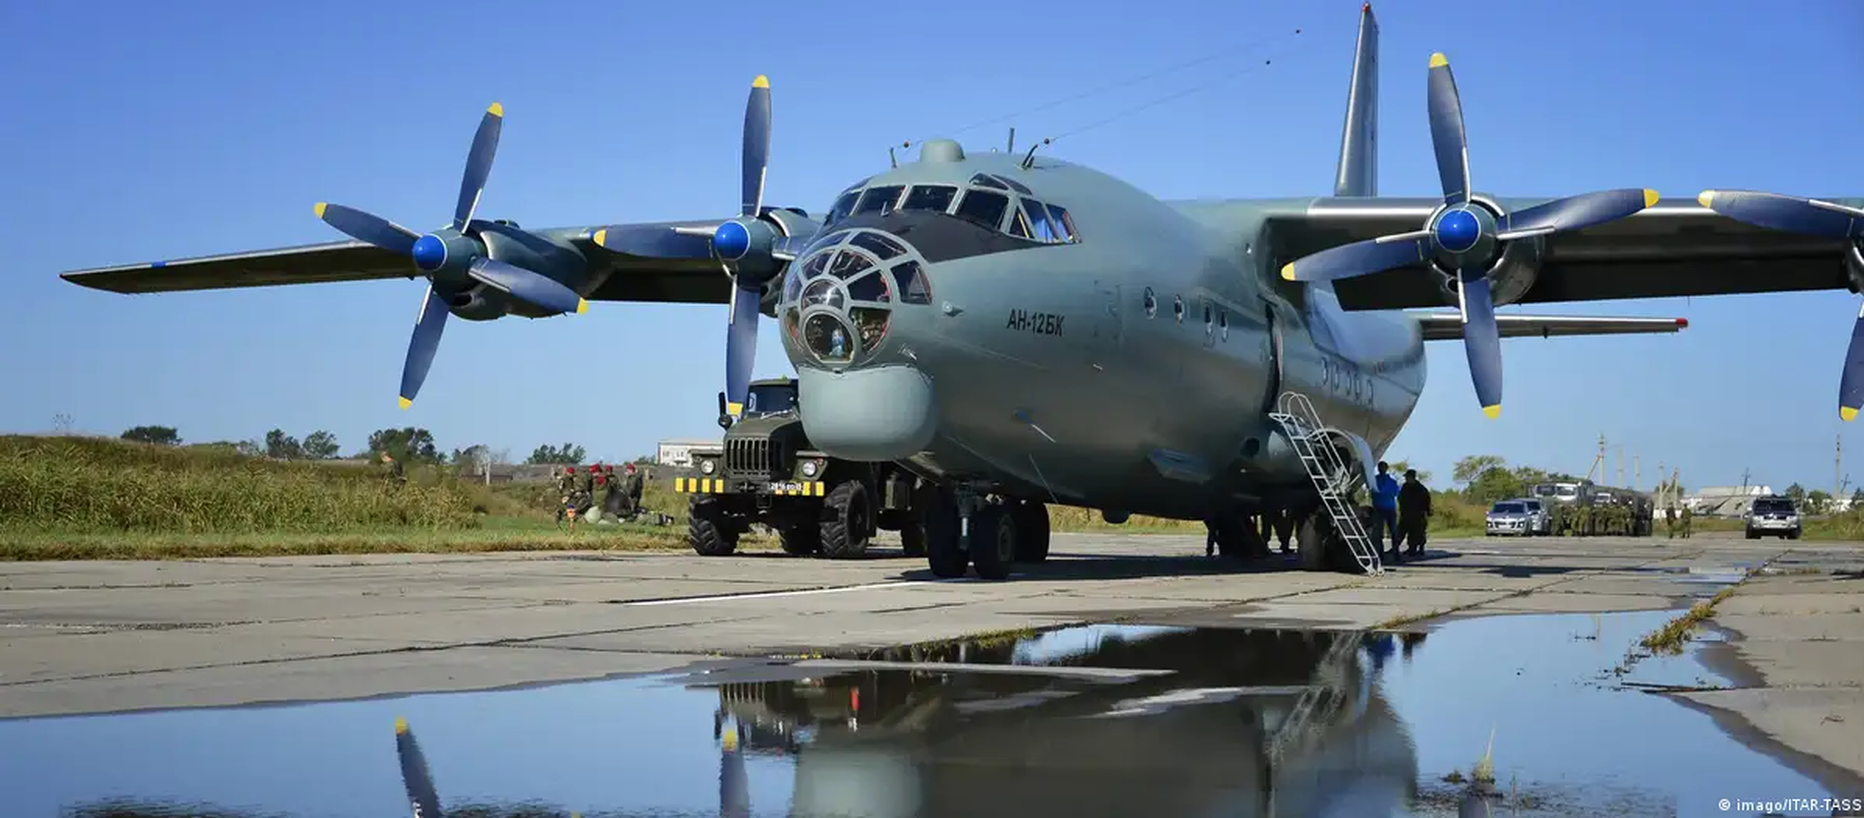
[1416,313,1688,341]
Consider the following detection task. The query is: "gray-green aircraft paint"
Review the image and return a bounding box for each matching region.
[59,6,1864,544]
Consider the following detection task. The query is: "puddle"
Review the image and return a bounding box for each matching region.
[0,612,1841,817]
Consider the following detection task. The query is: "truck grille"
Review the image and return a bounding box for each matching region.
[726,438,778,476]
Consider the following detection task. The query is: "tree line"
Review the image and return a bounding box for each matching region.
[117,425,648,469]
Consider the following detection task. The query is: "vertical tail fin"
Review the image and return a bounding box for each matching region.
[1333,3,1379,197]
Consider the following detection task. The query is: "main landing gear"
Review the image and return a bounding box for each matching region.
[917,482,1049,580]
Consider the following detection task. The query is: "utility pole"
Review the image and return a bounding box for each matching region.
[1837,432,1844,501]
[1635,454,1641,491]
[1616,446,1625,488]
[1586,433,1606,482]
[1742,467,1752,492]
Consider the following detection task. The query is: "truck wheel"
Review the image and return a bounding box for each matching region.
[688,497,738,557]
[919,483,966,578]
[971,503,1016,580]
[1011,500,1050,562]
[778,524,821,556]
[821,481,872,559]
[898,519,927,558]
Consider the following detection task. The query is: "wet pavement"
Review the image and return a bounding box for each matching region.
[2,607,1852,817]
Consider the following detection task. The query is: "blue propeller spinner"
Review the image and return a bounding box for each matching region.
[313,103,589,409]
[1696,190,1864,421]
[1280,52,1659,419]
[591,76,798,430]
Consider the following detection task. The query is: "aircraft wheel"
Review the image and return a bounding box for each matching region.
[688,497,739,557]
[820,481,872,559]
[1296,514,1328,572]
[919,483,967,578]
[1011,500,1050,562]
[971,503,1016,581]
[898,517,927,558]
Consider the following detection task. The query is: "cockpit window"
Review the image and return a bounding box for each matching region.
[826,190,859,226]
[847,270,891,303]
[829,249,873,279]
[1007,206,1031,239]
[954,190,1010,231]
[902,185,958,213]
[854,186,903,216]
[1047,204,1077,242]
[891,260,931,305]
[968,173,1008,190]
[850,231,905,260]
[997,175,1033,195]
[1022,200,1059,242]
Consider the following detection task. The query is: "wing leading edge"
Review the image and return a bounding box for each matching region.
[1416,313,1688,342]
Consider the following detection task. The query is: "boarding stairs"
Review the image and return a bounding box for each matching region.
[1265,630,1367,765]
[1267,392,1383,576]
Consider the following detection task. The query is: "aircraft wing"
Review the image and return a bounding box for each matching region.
[59,220,739,306]
[1267,196,1861,311]
[1415,313,1689,341]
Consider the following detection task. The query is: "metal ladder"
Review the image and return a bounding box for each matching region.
[1267,391,1383,575]
[1265,630,1367,764]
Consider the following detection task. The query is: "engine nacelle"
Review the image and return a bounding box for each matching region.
[1424,194,1546,308]
[444,220,592,320]
[444,283,507,321]
[1845,238,1864,294]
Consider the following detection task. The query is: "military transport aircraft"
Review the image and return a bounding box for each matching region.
[58,5,1864,581]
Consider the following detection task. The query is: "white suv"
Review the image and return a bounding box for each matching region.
[1745,496,1802,539]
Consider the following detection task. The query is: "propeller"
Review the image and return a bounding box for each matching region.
[395,717,586,818]
[1697,190,1864,421]
[314,103,589,409]
[720,713,750,818]
[592,76,796,429]
[1279,52,1658,418]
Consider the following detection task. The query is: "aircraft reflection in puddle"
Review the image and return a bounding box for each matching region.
[701,626,1438,818]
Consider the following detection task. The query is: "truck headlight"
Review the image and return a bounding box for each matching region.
[801,459,821,478]
[700,459,717,475]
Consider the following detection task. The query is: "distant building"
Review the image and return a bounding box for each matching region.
[1685,485,1776,517]
[657,438,721,470]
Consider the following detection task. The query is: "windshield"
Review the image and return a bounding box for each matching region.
[1491,502,1525,514]
[1522,500,1542,511]
[744,384,797,416]
[1753,499,1795,514]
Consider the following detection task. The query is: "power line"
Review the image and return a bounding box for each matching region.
[904,24,1310,150]
[1045,47,1300,145]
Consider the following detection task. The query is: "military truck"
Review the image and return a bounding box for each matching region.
[676,377,927,560]
[1530,480,1652,536]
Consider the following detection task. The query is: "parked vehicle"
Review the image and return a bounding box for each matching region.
[1486,500,1536,537]
[1744,495,1802,540]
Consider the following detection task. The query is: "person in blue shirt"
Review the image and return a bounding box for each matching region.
[1371,460,1401,561]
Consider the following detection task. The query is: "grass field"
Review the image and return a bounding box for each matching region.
[3,435,1856,560]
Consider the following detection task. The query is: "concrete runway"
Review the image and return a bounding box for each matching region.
[2,532,1860,789]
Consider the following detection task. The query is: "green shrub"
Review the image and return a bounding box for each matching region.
[0,435,477,532]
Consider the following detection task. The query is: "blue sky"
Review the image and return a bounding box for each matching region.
[3,0,1861,495]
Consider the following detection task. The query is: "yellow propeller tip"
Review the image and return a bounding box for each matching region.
[752,74,770,89]
[1429,52,1449,68]
[398,397,412,410]
[722,731,739,751]
[1697,190,1716,208]
[592,228,607,247]
[1643,189,1660,208]
[394,717,409,734]
[576,299,589,314]
[313,202,327,219]
[487,102,504,117]
[1843,406,1858,422]
[1482,404,1501,420]
[1279,262,1296,281]
[726,402,744,415]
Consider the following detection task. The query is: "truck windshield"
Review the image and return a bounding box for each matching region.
[744,384,797,416]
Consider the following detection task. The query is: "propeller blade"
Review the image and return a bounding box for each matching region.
[1842,302,1864,422]
[466,257,587,315]
[395,718,444,818]
[742,76,772,217]
[720,717,749,818]
[592,225,718,260]
[1697,190,1864,239]
[1495,189,1659,241]
[1459,274,1503,419]
[1426,53,1472,206]
[724,286,762,415]
[314,203,420,255]
[1279,231,1433,282]
[454,103,504,231]
[399,286,450,409]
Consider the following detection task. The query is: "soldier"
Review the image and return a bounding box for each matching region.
[1664,504,1676,539]
[1397,469,1431,557]
[1575,503,1592,537]
[556,467,578,522]
[578,465,598,517]
[1680,505,1693,539]
[622,463,645,518]
[377,451,406,487]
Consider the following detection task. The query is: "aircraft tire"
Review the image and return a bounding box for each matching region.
[1296,515,1328,572]
[820,481,872,560]
[1011,500,1050,562]
[971,503,1016,581]
[919,483,967,578]
[688,497,739,557]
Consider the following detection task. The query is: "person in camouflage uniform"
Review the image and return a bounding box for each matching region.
[1664,505,1676,539]
[1574,503,1593,537]
[377,451,406,488]
[556,467,578,522]
[1680,505,1693,538]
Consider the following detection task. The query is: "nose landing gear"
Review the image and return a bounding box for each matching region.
[918,481,1049,580]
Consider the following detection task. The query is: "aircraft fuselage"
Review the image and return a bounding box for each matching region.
[781,147,1425,521]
